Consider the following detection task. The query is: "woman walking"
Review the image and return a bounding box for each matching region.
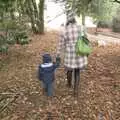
[56,11,88,95]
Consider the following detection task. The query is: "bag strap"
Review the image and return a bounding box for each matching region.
[78,25,84,39]
[78,25,87,39]
[81,25,86,36]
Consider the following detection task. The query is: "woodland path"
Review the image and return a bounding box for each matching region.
[0,31,120,120]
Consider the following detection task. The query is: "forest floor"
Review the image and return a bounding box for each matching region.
[0,31,120,120]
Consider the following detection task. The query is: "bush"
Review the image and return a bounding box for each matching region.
[112,7,120,32]
[97,21,112,28]
[112,16,120,32]
[6,31,30,45]
[6,32,16,45]
[0,30,30,54]
[17,38,29,45]
[0,19,30,54]
[15,31,30,45]
[15,31,28,40]
[6,31,30,46]
[0,45,8,53]
[0,35,8,54]
[0,35,6,46]
[7,37,16,45]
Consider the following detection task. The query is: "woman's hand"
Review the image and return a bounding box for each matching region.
[56,56,61,66]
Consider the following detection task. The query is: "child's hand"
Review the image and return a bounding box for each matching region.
[56,56,61,66]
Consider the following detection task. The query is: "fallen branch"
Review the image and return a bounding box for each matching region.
[0,96,18,113]
[0,92,20,95]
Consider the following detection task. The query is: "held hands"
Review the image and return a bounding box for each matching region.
[56,55,61,66]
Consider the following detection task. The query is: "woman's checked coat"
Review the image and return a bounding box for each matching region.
[57,23,88,69]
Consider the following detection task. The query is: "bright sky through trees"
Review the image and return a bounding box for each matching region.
[36,0,95,29]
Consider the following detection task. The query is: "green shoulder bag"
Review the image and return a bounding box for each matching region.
[75,32,92,56]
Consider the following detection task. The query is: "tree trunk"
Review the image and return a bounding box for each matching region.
[10,10,15,20]
[0,12,4,22]
[19,0,44,34]
[26,0,38,34]
[38,0,44,34]
[31,0,38,18]
[82,12,85,25]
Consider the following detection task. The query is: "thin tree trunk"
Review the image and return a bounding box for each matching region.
[31,0,42,33]
[26,0,38,34]
[18,0,44,34]
[0,12,4,22]
[82,12,85,25]
[10,10,15,20]
[31,0,38,18]
[38,0,44,34]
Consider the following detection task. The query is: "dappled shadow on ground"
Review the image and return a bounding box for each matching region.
[0,32,120,120]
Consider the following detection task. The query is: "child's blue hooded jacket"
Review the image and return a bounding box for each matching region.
[38,54,59,84]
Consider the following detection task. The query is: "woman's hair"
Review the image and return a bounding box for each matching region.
[66,18,76,26]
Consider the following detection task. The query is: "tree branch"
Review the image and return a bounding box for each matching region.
[113,0,120,3]
[88,0,93,5]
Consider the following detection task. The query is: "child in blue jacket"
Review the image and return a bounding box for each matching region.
[38,54,60,96]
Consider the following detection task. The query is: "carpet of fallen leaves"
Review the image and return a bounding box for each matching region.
[0,31,120,120]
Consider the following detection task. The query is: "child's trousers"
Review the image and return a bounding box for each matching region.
[42,82,53,96]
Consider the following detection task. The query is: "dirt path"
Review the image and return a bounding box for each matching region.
[88,33,120,45]
[0,32,120,120]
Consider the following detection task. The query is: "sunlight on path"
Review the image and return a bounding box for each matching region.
[88,34,120,45]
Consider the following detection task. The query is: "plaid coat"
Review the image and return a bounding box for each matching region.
[57,23,88,69]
